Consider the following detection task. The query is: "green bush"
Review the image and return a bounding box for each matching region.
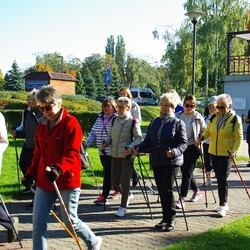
[1,110,99,134]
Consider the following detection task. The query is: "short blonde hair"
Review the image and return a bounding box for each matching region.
[117,96,131,108]
[159,92,177,109]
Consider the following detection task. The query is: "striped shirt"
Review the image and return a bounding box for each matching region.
[85,112,117,155]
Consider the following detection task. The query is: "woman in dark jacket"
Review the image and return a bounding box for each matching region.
[133,93,187,232]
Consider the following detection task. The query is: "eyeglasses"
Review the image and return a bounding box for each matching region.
[161,104,173,108]
[184,103,195,108]
[216,105,226,110]
[39,103,55,112]
[117,105,127,109]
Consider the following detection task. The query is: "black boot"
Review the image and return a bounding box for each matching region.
[165,219,176,232]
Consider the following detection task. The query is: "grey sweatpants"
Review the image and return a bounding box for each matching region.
[111,157,133,208]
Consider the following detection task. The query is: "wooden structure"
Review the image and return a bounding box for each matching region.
[25,72,77,95]
[227,30,250,75]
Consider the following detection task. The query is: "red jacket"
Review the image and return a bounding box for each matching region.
[26,108,82,191]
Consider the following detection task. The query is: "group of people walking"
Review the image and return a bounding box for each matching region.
[0,85,244,249]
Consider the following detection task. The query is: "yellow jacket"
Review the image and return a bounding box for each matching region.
[202,111,243,156]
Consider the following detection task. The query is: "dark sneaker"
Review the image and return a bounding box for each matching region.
[165,219,176,232]
[21,187,31,194]
[7,217,18,243]
[155,220,167,229]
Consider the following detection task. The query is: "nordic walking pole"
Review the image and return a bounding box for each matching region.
[45,167,83,250]
[137,155,153,220]
[199,145,208,208]
[13,137,21,200]
[168,148,189,231]
[199,144,216,204]
[228,151,250,199]
[87,151,101,196]
[30,187,76,241]
[0,194,23,248]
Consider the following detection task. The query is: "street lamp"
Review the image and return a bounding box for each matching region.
[185,10,203,95]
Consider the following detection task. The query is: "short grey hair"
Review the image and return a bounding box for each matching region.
[117,96,131,108]
[159,92,178,108]
[217,94,232,107]
[27,88,38,99]
[36,85,62,104]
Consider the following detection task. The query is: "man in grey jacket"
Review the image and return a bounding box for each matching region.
[103,97,143,217]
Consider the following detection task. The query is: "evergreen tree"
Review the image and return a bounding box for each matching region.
[105,35,115,57]
[75,71,85,94]
[115,35,126,83]
[4,61,25,91]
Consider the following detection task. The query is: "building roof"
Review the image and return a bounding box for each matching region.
[25,72,77,82]
[228,30,250,41]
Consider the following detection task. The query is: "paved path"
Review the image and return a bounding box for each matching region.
[1,159,250,250]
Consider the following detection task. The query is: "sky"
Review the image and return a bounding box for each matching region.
[0,0,187,74]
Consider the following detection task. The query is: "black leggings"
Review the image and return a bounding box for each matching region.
[180,145,199,198]
[211,155,232,206]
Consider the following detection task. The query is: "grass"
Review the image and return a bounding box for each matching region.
[0,136,153,200]
[165,215,250,250]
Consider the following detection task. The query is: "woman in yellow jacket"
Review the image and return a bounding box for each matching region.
[197,94,243,217]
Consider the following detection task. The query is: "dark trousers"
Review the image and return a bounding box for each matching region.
[100,155,112,198]
[203,143,213,172]
[211,155,232,206]
[153,165,178,223]
[180,145,199,198]
[19,144,34,175]
[0,206,13,230]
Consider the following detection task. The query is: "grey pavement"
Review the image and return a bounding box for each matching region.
[0,141,250,250]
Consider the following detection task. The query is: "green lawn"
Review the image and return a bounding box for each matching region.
[165,215,250,250]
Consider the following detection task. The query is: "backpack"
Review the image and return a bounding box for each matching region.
[64,115,89,170]
[209,113,238,131]
[79,144,89,170]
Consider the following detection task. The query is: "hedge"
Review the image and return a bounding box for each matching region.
[1,110,99,135]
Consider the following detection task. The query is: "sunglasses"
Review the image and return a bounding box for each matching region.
[184,103,195,108]
[39,103,55,112]
[216,105,226,110]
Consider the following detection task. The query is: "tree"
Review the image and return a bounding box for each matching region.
[33,63,53,72]
[35,52,68,73]
[75,71,85,95]
[154,0,249,96]
[105,35,115,57]
[4,61,25,91]
[0,69,4,91]
[115,35,126,84]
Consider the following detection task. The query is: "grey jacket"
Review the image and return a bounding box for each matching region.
[106,112,143,158]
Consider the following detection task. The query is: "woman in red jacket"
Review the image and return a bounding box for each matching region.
[22,85,102,250]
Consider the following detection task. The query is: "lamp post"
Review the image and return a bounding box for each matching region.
[185,11,203,95]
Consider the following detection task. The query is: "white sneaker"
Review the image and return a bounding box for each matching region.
[89,236,103,250]
[175,198,185,209]
[126,193,134,207]
[115,207,127,217]
[190,191,202,202]
[217,204,229,217]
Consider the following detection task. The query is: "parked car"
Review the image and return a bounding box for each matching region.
[130,87,158,106]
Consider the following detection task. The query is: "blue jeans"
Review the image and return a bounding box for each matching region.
[33,187,98,250]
